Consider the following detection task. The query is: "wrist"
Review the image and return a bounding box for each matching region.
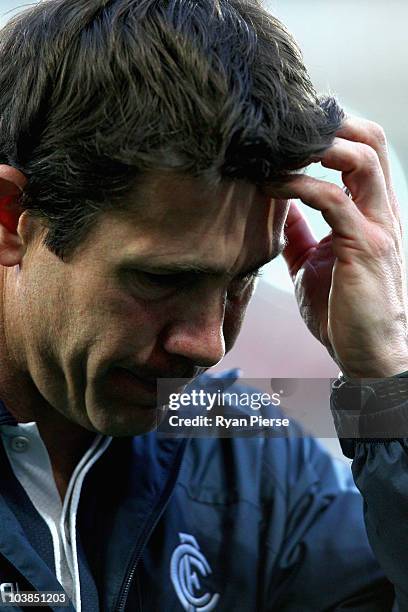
[339,351,408,379]
[331,370,408,445]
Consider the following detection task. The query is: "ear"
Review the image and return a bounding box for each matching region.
[0,165,28,267]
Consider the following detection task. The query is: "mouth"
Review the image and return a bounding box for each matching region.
[105,366,198,406]
[105,367,158,405]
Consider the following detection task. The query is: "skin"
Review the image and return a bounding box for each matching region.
[0,172,287,497]
[0,116,406,498]
[274,116,408,378]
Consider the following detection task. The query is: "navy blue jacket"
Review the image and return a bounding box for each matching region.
[0,373,401,611]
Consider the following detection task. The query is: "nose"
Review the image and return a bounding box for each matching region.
[162,290,226,368]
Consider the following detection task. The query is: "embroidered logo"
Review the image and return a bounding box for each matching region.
[170,532,220,611]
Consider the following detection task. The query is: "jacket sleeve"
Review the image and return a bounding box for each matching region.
[333,434,408,611]
[329,373,408,612]
[259,430,395,611]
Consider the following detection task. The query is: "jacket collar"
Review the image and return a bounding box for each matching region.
[85,432,189,611]
[0,370,238,610]
[0,400,188,611]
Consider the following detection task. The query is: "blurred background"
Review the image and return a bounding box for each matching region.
[215,0,408,378]
[1,0,407,455]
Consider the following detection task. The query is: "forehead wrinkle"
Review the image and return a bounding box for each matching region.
[111,174,285,279]
[119,236,283,279]
[127,174,259,244]
[118,204,285,279]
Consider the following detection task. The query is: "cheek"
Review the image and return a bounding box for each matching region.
[82,287,166,345]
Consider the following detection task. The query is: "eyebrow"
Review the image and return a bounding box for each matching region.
[121,238,286,280]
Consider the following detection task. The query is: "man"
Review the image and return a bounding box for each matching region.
[0,0,406,610]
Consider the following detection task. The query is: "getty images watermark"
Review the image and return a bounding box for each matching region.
[156,378,294,438]
[156,377,408,439]
[167,387,289,431]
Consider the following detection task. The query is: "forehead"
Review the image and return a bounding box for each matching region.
[87,172,278,272]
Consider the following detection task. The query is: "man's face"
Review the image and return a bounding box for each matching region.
[13,172,288,436]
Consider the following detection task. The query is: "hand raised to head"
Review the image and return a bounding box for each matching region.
[266,116,408,378]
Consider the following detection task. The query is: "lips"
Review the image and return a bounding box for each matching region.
[104,362,206,409]
[118,363,202,385]
[110,367,158,393]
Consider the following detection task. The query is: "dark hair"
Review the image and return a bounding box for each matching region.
[0,0,343,257]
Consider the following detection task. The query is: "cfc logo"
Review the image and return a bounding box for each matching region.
[170,532,220,611]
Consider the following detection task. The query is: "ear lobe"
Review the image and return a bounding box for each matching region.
[0,166,28,267]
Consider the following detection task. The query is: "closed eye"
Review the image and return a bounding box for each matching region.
[228,268,263,298]
[120,265,264,301]
[137,271,198,288]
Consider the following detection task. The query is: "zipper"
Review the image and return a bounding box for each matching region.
[115,438,188,612]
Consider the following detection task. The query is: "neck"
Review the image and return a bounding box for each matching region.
[1,374,95,500]
[0,269,95,500]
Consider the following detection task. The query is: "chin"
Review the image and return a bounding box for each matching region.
[86,401,168,437]
[84,367,175,436]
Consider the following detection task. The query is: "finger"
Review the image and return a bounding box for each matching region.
[271,173,363,239]
[283,200,318,277]
[336,116,392,192]
[336,117,402,232]
[320,137,393,220]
